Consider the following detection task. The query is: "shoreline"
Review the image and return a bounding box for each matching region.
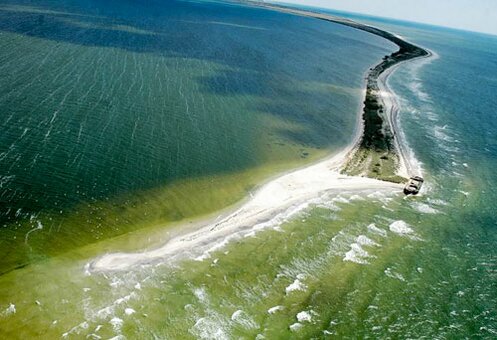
[89,156,402,272]
[338,20,431,181]
[376,49,434,178]
[89,4,431,272]
[247,2,431,181]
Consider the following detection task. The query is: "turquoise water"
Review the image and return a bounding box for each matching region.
[1,1,497,339]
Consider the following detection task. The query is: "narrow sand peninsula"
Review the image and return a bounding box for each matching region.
[89,4,430,272]
[253,2,431,182]
[90,150,401,271]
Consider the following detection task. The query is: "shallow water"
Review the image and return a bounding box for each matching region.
[1,1,497,339]
[0,0,393,273]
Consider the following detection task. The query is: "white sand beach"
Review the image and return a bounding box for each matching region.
[89,146,402,271]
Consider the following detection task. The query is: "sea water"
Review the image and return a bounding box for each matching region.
[0,0,393,273]
[1,1,497,339]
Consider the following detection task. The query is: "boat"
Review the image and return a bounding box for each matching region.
[404,176,424,195]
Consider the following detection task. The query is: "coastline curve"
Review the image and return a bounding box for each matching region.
[89,3,432,272]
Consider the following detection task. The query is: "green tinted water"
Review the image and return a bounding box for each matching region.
[0,0,393,273]
[1,1,496,339]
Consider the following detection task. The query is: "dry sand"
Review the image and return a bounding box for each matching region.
[89,145,402,271]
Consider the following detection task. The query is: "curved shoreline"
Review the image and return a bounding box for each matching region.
[248,2,431,181]
[379,53,429,178]
[89,5,431,272]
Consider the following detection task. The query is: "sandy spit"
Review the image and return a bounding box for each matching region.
[89,144,401,271]
[87,5,435,273]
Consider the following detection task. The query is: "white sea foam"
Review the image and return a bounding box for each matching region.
[389,220,413,235]
[86,332,101,339]
[349,194,364,201]
[64,284,140,338]
[114,292,136,305]
[356,235,379,247]
[289,322,303,332]
[343,235,380,264]
[268,306,284,314]
[230,310,258,329]
[191,316,230,340]
[108,336,126,340]
[193,287,208,304]
[2,303,16,316]
[407,77,431,103]
[188,286,234,340]
[124,308,135,316]
[285,279,307,294]
[230,310,243,321]
[84,263,92,276]
[433,125,456,144]
[411,202,439,214]
[109,317,123,332]
[109,277,125,288]
[278,256,325,284]
[367,224,387,237]
[344,243,370,264]
[367,191,385,200]
[95,306,113,320]
[406,51,439,104]
[244,231,256,238]
[296,311,313,323]
[24,220,43,245]
[62,321,90,338]
[384,267,406,282]
[333,196,350,204]
[428,198,449,206]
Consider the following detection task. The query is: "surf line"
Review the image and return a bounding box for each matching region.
[89,6,432,272]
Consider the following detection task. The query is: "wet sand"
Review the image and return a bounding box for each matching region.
[89,148,401,271]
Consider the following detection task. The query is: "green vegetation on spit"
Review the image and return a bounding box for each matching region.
[248,1,430,182]
[341,25,430,182]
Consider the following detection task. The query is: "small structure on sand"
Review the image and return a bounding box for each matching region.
[404,176,424,195]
